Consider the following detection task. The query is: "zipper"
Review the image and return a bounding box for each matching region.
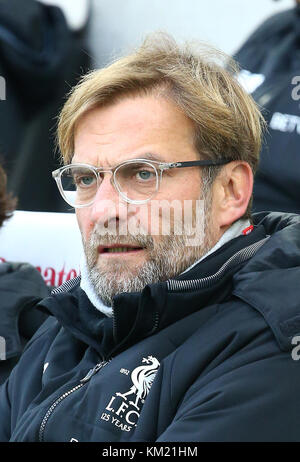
[51,276,81,295]
[38,360,110,442]
[152,312,160,331]
[80,362,109,383]
[112,304,117,340]
[167,237,269,292]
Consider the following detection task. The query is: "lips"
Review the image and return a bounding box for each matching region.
[98,245,145,254]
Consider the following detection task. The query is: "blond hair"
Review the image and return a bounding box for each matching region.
[57,32,265,218]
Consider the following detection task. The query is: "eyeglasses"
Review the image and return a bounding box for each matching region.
[52,157,230,208]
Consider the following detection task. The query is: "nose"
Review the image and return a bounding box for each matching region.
[89,172,128,227]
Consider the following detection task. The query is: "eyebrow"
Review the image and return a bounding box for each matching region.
[138,152,164,162]
[71,152,165,168]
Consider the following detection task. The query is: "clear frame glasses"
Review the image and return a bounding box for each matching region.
[52,157,230,208]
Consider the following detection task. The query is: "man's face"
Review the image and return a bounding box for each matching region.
[74,95,219,305]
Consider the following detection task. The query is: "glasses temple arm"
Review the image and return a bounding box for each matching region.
[166,159,231,169]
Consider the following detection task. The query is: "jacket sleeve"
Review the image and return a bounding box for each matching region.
[0,317,58,441]
[0,340,45,442]
[156,352,300,442]
[0,378,12,441]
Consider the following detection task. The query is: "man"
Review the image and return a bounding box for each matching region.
[0,164,49,384]
[1,33,300,442]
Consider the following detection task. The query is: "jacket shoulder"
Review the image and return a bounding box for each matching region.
[157,299,300,441]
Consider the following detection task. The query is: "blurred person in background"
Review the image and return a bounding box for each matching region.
[0,33,300,442]
[234,0,300,213]
[0,163,49,384]
[0,0,91,212]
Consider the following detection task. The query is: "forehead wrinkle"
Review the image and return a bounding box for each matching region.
[78,109,174,142]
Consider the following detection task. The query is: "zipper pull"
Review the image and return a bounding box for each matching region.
[80,362,106,383]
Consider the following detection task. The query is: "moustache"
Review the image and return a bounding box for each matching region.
[87,230,155,250]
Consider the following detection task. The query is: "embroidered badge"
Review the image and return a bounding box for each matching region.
[101,355,160,432]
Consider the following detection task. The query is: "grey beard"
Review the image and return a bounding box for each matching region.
[83,192,214,306]
[84,222,214,307]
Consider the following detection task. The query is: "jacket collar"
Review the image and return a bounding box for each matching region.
[232,212,300,351]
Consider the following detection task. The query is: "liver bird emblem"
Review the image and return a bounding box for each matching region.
[116,356,160,410]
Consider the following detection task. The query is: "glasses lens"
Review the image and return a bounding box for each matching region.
[115,161,158,202]
[60,165,98,207]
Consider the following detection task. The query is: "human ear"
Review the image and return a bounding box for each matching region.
[212,161,253,229]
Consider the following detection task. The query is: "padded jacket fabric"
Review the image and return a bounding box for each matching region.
[1,212,300,441]
[0,262,49,384]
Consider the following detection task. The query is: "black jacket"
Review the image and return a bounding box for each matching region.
[234,6,300,214]
[1,212,300,442]
[0,262,49,384]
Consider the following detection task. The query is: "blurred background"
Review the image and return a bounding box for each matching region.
[0,0,298,213]
[87,0,294,62]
